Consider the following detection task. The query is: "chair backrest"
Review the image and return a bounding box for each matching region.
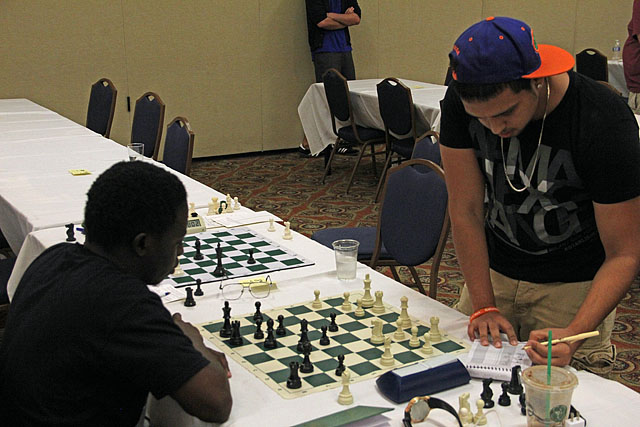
[86,78,117,138]
[375,159,449,266]
[131,92,166,160]
[376,77,415,138]
[411,131,441,166]
[576,48,608,81]
[322,68,352,126]
[162,117,195,176]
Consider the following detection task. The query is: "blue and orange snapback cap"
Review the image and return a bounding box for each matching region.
[449,17,575,84]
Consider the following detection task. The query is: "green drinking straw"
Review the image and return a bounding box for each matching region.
[546,329,552,425]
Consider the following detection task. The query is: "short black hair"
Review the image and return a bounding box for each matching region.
[451,78,534,102]
[84,161,187,250]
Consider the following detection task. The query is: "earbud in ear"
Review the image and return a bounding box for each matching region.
[536,84,542,89]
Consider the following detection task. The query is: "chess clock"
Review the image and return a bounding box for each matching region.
[186,213,206,234]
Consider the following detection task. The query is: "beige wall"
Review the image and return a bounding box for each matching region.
[0,0,632,158]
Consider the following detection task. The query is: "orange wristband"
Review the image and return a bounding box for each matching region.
[469,306,500,323]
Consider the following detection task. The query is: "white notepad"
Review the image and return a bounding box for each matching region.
[460,340,532,381]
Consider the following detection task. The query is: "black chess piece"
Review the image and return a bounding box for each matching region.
[229,320,242,346]
[184,287,196,307]
[300,342,314,374]
[519,392,526,416]
[335,354,346,377]
[220,301,232,338]
[498,382,511,407]
[212,243,226,277]
[194,278,204,296]
[507,365,523,395]
[65,223,76,242]
[264,318,277,349]
[481,378,495,408]
[275,314,286,336]
[328,312,338,332]
[297,319,310,352]
[218,200,227,214]
[286,361,302,389]
[254,319,264,339]
[319,325,330,345]
[194,238,204,260]
[253,301,263,322]
[247,248,256,264]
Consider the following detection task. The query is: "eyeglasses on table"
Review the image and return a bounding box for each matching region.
[218,275,273,300]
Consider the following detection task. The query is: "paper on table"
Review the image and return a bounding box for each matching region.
[460,340,532,381]
[148,283,186,303]
[205,210,281,228]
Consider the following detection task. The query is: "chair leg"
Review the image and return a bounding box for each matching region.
[373,153,394,203]
[321,141,340,184]
[370,143,378,177]
[409,266,427,296]
[323,145,332,175]
[389,266,401,282]
[345,144,368,193]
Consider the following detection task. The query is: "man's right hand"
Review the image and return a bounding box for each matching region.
[468,311,518,348]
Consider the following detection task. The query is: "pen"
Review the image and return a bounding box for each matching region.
[523,331,599,350]
[161,291,171,298]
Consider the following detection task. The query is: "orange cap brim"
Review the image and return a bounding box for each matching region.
[523,44,575,79]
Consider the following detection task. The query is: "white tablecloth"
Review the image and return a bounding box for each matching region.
[298,79,447,155]
[608,59,629,97]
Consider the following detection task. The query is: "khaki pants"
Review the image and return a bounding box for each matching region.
[628,91,640,114]
[455,269,616,376]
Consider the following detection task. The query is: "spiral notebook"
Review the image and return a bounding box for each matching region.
[461,340,532,381]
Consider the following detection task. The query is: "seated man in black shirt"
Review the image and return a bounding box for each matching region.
[0,161,232,425]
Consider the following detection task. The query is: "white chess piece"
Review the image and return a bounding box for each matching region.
[393,319,405,340]
[399,296,411,328]
[361,274,374,308]
[371,290,384,314]
[459,407,473,426]
[409,326,420,348]
[225,194,233,213]
[354,298,365,317]
[474,399,487,425]
[421,332,433,354]
[341,292,352,311]
[337,369,353,405]
[312,290,322,309]
[380,336,395,366]
[172,262,185,277]
[267,218,276,232]
[188,202,196,217]
[233,196,241,210]
[207,197,218,215]
[458,392,471,417]
[370,319,384,344]
[283,221,293,240]
[429,316,441,341]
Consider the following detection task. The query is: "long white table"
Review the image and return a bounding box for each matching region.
[608,59,628,97]
[0,99,224,254]
[298,79,447,156]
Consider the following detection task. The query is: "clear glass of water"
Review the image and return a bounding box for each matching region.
[332,239,359,280]
[127,143,144,161]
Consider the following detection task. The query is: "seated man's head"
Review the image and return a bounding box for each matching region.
[84,161,187,284]
[448,16,574,138]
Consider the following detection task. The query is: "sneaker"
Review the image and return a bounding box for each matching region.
[297,144,312,157]
[336,144,358,156]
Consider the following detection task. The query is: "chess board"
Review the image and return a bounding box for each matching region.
[162,228,314,288]
[197,291,470,399]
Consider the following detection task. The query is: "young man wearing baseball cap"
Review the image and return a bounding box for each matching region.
[440,16,640,374]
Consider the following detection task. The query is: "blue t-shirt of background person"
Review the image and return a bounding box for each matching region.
[313,0,352,54]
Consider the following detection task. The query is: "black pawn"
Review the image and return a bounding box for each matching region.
[498,382,511,407]
[254,319,264,339]
[194,278,204,296]
[481,378,495,408]
[247,248,256,264]
[519,392,526,416]
[264,318,277,349]
[297,319,310,352]
[229,320,242,346]
[319,325,330,346]
[184,287,196,307]
[212,243,226,277]
[328,312,338,332]
[507,365,523,395]
[65,223,76,242]
[253,301,264,322]
[300,342,314,373]
[220,301,232,338]
[275,314,286,336]
[194,238,204,260]
[286,361,302,389]
[335,354,346,377]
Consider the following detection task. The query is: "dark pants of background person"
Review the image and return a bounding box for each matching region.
[313,51,356,82]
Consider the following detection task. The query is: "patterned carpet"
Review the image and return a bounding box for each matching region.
[191,149,640,393]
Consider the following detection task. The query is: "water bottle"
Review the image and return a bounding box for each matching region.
[613,39,621,60]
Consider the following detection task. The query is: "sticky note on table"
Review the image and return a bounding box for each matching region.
[69,169,91,176]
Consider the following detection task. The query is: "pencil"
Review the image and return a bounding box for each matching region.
[523,331,599,350]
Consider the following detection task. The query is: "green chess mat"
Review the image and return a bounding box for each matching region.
[197,291,470,399]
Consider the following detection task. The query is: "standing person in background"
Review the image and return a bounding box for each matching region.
[299,0,361,156]
[624,0,640,113]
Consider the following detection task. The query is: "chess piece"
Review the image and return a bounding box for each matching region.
[409,326,420,348]
[319,325,330,345]
[247,248,256,264]
[220,301,232,338]
[337,369,353,405]
[371,290,384,314]
[233,196,240,210]
[393,319,406,340]
[429,316,441,341]
[172,260,185,276]
[459,408,473,425]
[286,361,301,389]
[253,301,263,322]
[507,365,523,395]
[65,223,76,242]
[498,382,511,406]
[225,194,233,213]
[458,392,471,416]
[264,318,277,349]
[297,319,310,352]
[519,392,526,416]
[218,200,227,214]
[474,399,487,425]
[361,274,374,308]
[481,379,495,408]
[399,296,411,328]
[194,278,204,296]
[312,289,322,309]
[254,319,264,339]
[276,314,286,336]
[194,238,204,260]
[283,221,293,240]
[184,287,196,307]
[380,336,395,366]
[212,242,226,277]
[328,312,338,332]
[207,197,218,215]
[371,319,384,345]
[300,341,314,373]
[229,320,242,346]
[354,298,365,317]
[189,202,197,217]
[267,217,276,232]
[335,354,346,376]
[421,332,433,354]
[341,292,352,311]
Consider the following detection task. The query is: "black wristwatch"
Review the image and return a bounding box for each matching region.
[402,395,462,427]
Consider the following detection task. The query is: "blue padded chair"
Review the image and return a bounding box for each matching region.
[576,48,608,82]
[131,92,165,160]
[86,78,117,138]
[411,133,441,174]
[312,159,450,299]
[162,117,195,176]
[373,78,439,202]
[321,68,386,193]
